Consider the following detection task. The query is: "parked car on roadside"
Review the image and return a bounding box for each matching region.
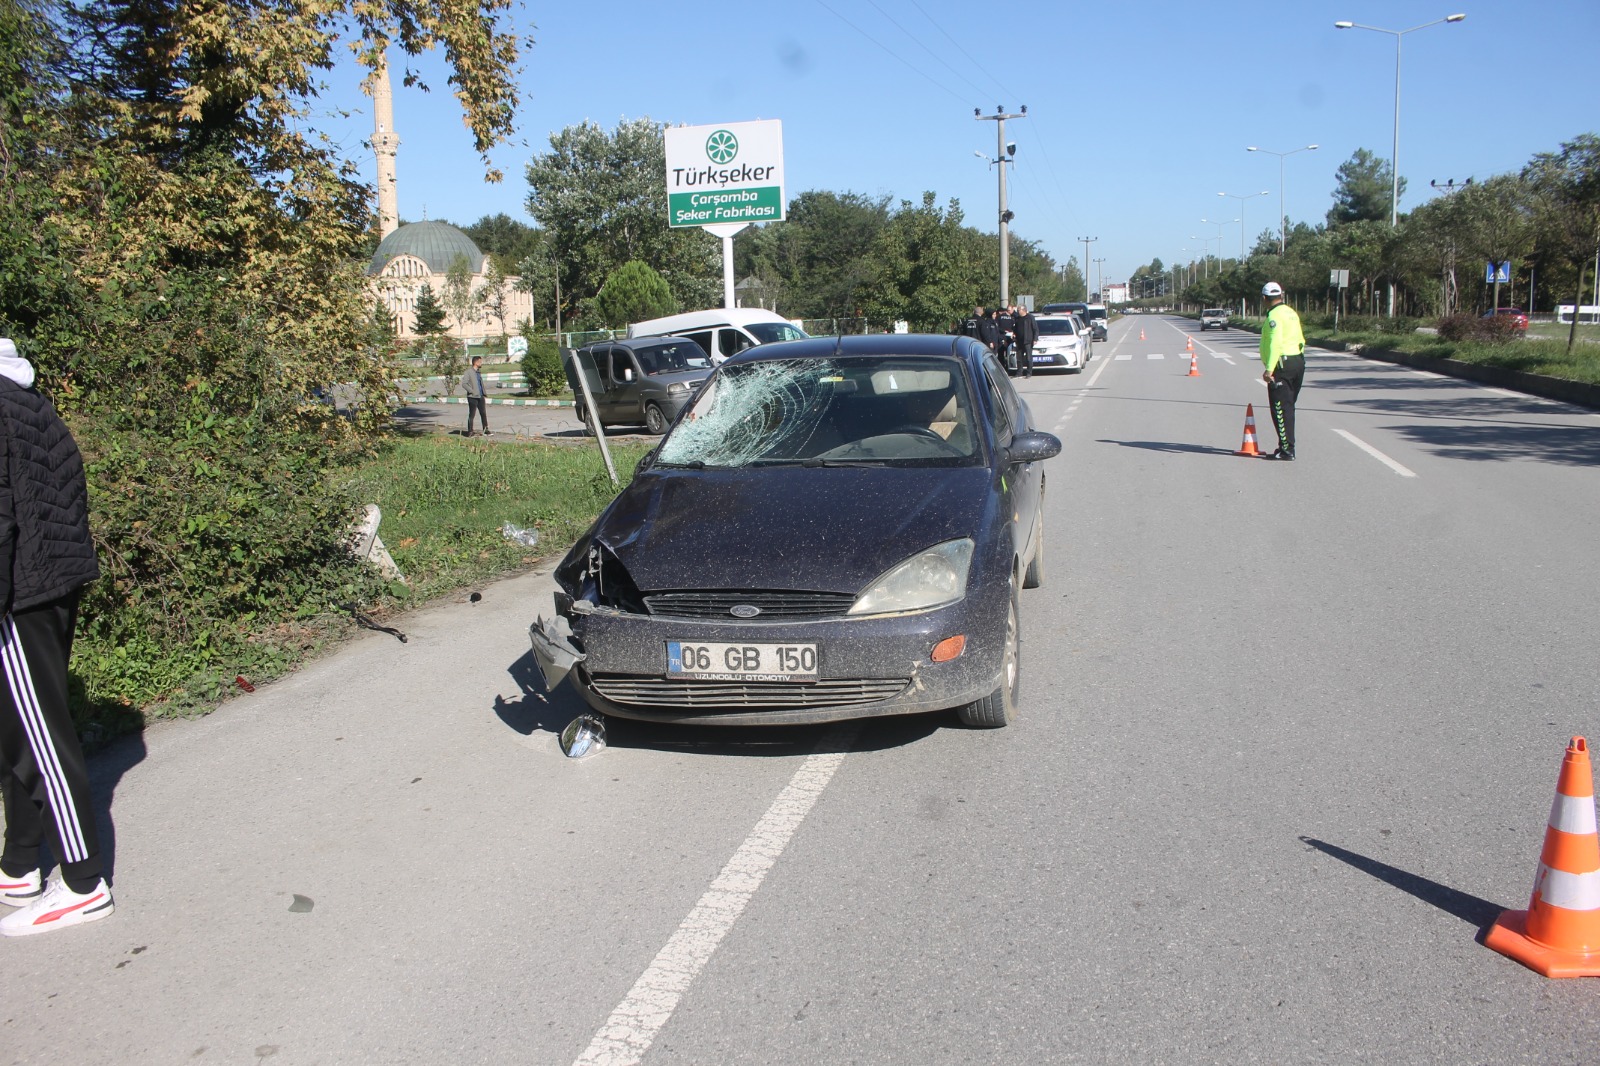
[569,336,713,435]
[1084,303,1109,341]
[1030,314,1091,372]
[530,333,1062,729]
[1482,307,1529,331]
[1201,308,1229,330]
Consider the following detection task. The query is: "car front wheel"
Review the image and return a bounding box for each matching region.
[957,576,1019,729]
[644,403,669,435]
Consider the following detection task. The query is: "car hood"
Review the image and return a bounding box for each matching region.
[580,464,995,594]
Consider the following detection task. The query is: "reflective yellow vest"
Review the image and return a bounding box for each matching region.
[1260,303,1305,373]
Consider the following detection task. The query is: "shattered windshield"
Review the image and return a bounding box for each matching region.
[746,322,810,344]
[656,356,980,468]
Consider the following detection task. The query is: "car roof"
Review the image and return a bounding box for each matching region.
[583,336,702,352]
[719,332,980,367]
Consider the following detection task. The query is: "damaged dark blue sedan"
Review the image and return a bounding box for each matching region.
[530,333,1061,728]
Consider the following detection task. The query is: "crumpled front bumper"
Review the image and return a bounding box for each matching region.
[529,592,1007,727]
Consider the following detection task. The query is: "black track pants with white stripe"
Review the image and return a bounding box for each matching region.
[0,592,100,885]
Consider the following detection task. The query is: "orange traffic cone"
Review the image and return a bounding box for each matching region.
[1485,736,1600,977]
[1187,348,1201,377]
[1234,404,1260,456]
[1139,329,1146,341]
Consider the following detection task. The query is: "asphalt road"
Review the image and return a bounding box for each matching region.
[8,315,1600,1064]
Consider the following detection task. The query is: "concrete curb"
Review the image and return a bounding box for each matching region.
[400,395,575,407]
[1230,322,1600,413]
[1322,341,1600,413]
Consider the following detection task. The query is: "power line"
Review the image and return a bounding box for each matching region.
[906,0,1013,101]
[862,0,992,102]
[897,0,1080,246]
[811,0,970,106]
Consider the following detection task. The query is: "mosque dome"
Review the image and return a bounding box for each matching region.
[368,220,486,276]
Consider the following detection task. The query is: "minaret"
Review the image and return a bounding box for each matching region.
[372,51,400,239]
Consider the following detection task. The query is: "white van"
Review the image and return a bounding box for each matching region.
[628,308,809,363]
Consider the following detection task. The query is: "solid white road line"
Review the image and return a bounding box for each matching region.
[1333,428,1418,478]
[573,725,859,1066]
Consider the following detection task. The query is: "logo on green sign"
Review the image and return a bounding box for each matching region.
[705,130,739,164]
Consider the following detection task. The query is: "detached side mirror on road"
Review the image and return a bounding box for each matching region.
[1006,431,1062,465]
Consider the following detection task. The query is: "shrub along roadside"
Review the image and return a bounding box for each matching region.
[71,435,651,740]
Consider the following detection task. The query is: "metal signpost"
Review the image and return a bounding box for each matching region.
[1330,269,1350,333]
[665,120,786,309]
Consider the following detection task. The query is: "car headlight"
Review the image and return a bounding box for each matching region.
[667,382,688,394]
[849,538,974,616]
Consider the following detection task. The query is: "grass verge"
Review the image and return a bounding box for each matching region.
[1228,317,1600,387]
[73,435,651,740]
[338,435,653,597]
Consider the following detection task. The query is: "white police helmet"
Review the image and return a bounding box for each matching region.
[1262,281,1284,297]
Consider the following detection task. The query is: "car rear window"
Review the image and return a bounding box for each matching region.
[657,356,980,468]
[1036,318,1079,335]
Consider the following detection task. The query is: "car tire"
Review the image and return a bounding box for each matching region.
[577,404,596,436]
[957,575,1019,729]
[644,403,669,435]
[1023,513,1044,590]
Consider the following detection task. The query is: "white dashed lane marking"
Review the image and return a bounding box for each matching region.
[1334,428,1418,478]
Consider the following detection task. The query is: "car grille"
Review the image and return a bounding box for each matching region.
[589,675,909,709]
[642,590,856,620]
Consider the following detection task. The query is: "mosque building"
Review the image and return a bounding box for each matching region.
[365,56,534,340]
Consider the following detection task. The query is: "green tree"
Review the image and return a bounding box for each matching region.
[1328,149,1405,225]
[738,191,891,319]
[526,118,719,316]
[441,253,478,335]
[478,257,512,337]
[859,193,982,331]
[1525,134,1600,352]
[461,213,543,273]
[413,283,448,335]
[592,261,677,328]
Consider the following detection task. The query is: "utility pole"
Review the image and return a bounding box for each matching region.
[1092,257,1107,300]
[976,106,1026,305]
[1077,236,1098,301]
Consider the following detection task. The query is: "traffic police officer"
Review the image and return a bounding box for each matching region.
[1259,281,1305,461]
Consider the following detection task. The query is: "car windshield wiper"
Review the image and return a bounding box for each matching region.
[654,459,707,469]
[800,457,891,467]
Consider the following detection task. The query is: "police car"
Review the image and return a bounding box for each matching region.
[1028,314,1091,372]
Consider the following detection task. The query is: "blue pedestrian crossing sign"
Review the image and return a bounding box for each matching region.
[1486,261,1511,284]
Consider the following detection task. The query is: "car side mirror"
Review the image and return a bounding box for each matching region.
[1006,431,1062,465]
[620,366,634,382]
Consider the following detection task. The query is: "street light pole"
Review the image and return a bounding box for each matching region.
[976,106,1026,306]
[1336,13,1466,315]
[1077,236,1099,300]
[1247,144,1319,253]
[1092,257,1107,301]
[1218,191,1269,263]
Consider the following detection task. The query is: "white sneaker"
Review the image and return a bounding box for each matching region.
[0,868,42,906]
[0,877,113,936]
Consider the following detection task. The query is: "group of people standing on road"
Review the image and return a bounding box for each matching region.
[955,304,1038,378]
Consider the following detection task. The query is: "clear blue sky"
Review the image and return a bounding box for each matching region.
[311,0,1598,293]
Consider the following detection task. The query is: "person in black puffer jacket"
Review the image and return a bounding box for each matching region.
[0,337,111,937]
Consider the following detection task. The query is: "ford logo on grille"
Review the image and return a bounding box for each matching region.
[729,604,762,618]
